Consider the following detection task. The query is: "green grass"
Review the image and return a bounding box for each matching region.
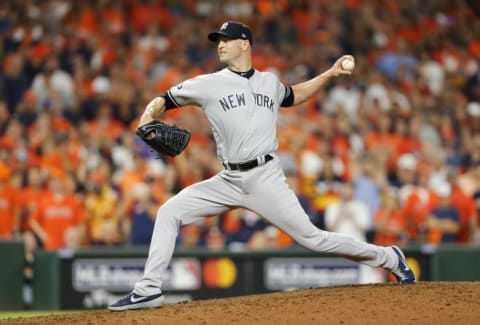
[0,310,77,320]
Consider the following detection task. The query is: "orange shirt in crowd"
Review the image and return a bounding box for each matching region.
[0,184,18,239]
[87,119,125,142]
[71,5,99,37]
[395,137,422,159]
[32,193,84,251]
[364,131,399,152]
[222,210,241,234]
[402,188,438,240]
[118,164,147,197]
[155,67,184,93]
[18,186,43,232]
[374,207,407,246]
[364,131,401,171]
[447,187,476,243]
[276,229,294,248]
[100,3,126,35]
[469,40,480,58]
[137,2,175,31]
[40,149,66,179]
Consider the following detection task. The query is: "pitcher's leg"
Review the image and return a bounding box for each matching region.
[134,175,240,295]
[245,163,397,270]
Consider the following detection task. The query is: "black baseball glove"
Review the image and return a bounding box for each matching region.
[136,120,191,157]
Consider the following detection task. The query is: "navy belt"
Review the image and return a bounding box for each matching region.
[223,154,273,171]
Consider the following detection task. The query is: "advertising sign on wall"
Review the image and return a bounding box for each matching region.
[72,258,202,292]
[264,257,361,290]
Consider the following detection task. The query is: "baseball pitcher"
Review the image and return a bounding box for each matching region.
[109,21,415,311]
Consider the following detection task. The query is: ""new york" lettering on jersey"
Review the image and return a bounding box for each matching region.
[218,92,275,111]
[252,92,274,111]
[219,93,246,111]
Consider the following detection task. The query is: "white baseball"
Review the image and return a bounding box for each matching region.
[341,59,355,71]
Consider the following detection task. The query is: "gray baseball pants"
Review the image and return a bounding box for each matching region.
[134,156,398,295]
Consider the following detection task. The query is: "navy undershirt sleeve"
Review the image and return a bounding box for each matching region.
[162,92,180,110]
[281,86,295,107]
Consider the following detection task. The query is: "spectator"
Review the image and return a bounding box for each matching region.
[350,152,385,234]
[0,101,10,136]
[374,188,409,247]
[285,169,315,227]
[117,152,150,197]
[392,153,418,199]
[29,174,85,251]
[426,182,460,245]
[451,182,478,244]
[18,166,44,233]
[121,182,159,246]
[324,180,384,284]
[324,76,361,123]
[223,209,268,249]
[2,53,30,114]
[0,162,19,239]
[178,224,202,249]
[247,225,280,251]
[204,226,226,251]
[401,164,437,243]
[31,57,75,111]
[15,90,38,128]
[305,136,345,229]
[83,176,122,246]
[325,181,371,242]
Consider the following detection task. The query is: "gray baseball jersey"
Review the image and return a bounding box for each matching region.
[166,68,290,162]
[132,68,403,297]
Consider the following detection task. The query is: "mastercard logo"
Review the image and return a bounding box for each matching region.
[405,257,421,280]
[203,258,237,288]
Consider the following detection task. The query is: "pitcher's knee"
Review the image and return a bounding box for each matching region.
[295,229,330,250]
[155,202,181,226]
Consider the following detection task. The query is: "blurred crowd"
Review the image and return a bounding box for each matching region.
[1,0,480,258]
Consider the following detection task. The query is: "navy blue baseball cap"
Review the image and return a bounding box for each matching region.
[208,21,253,45]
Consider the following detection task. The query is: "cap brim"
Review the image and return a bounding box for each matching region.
[208,31,234,42]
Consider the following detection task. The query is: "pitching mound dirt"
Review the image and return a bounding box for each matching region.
[3,282,480,325]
